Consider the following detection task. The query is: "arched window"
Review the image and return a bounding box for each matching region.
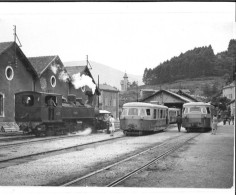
[50,75,56,88]
[5,66,14,81]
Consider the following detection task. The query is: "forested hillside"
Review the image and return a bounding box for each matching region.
[143,39,236,85]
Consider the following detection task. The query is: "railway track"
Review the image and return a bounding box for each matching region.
[0,135,125,168]
[60,133,200,187]
[0,131,115,149]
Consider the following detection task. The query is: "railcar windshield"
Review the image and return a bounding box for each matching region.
[121,107,153,117]
[184,106,208,114]
[128,108,139,116]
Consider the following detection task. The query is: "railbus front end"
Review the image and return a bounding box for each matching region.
[182,102,213,132]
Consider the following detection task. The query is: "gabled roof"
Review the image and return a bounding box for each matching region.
[229,99,235,105]
[66,66,87,76]
[223,81,235,89]
[99,84,119,92]
[28,55,57,76]
[0,41,38,78]
[177,89,198,102]
[66,65,100,95]
[141,89,196,103]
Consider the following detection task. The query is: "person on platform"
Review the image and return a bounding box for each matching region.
[231,115,234,125]
[212,115,218,135]
[109,115,115,137]
[176,114,182,132]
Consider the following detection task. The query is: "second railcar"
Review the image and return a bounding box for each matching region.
[120,102,169,135]
[182,102,215,132]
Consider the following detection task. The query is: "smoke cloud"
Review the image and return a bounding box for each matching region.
[58,70,70,82]
[51,64,58,74]
[51,64,70,82]
[76,127,92,136]
[71,73,96,94]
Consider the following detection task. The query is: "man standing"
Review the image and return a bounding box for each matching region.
[176,114,182,132]
[47,97,56,120]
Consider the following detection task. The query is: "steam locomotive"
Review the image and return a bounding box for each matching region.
[15,91,103,136]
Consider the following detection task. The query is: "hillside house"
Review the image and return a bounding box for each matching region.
[98,84,119,119]
[0,42,37,129]
[223,81,235,116]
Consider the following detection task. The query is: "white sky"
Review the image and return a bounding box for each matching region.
[0,2,235,76]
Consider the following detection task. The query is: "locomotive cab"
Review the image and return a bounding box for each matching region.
[15,91,63,135]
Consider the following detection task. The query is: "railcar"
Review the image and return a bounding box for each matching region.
[15,91,97,136]
[168,107,181,124]
[120,102,169,135]
[182,102,215,132]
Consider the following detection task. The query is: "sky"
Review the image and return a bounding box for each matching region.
[0,2,235,76]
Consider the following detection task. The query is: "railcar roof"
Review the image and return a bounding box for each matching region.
[183,102,211,106]
[169,107,181,111]
[123,102,168,109]
[99,110,111,114]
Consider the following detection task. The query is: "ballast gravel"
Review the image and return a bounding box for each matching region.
[0,127,178,186]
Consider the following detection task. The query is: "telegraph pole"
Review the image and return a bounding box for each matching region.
[136,81,139,102]
[98,75,100,109]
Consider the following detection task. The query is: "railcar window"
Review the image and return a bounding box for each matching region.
[139,109,146,116]
[146,109,151,116]
[153,109,157,119]
[157,109,160,118]
[202,107,207,114]
[22,95,34,107]
[189,107,201,112]
[206,107,211,114]
[128,108,138,116]
[121,108,128,116]
[160,110,163,118]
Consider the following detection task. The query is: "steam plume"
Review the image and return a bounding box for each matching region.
[72,73,96,94]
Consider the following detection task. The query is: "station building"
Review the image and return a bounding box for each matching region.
[98,84,119,119]
[141,89,198,112]
[0,42,38,130]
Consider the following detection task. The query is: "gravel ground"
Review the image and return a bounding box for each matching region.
[1,123,234,195]
[117,122,234,190]
[0,126,178,186]
[0,130,125,161]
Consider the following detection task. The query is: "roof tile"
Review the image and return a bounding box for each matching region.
[28,56,57,75]
[0,42,14,55]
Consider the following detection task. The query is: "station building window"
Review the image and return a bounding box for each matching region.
[5,66,14,81]
[50,75,56,88]
[0,93,4,117]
